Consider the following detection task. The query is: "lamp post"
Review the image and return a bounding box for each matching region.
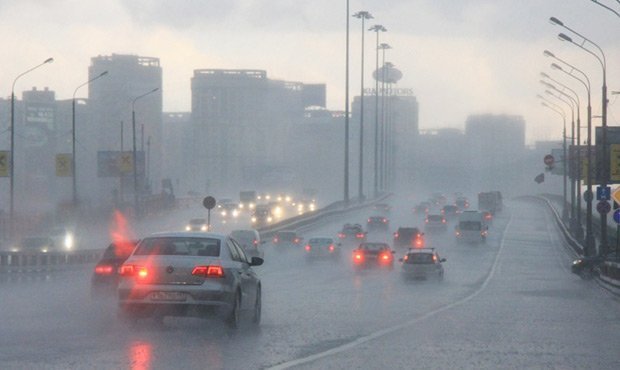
[72,71,108,207]
[9,57,53,235]
[539,97,568,220]
[551,16,609,256]
[544,50,594,254]
[131,88,159,219]
[369,24,386,198]
[378,43,391,192]
[344,0,351,205]
[590,0,620,17]
[543,84,577,225]
[541,71,583,238]
[353,10,373,202]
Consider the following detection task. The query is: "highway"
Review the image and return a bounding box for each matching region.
[1,196,619,369]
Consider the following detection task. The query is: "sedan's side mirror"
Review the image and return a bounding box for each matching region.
[440,258,446,262]
[250,256,264,266]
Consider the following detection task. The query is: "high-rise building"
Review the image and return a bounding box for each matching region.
[190,69,316,195]
[465,114,526,193]
[87,54,162,207]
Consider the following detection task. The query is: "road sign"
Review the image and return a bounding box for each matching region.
[203,196,216,210]
[0,151,9,177]
[55,153,72,177]
[544,154,554,166]
[119,152,133,173]
[597,186,611,201]
[612,187,620,205]
[597,200,611,214]
[614,209,620,224]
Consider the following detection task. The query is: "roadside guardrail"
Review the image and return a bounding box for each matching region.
[0,249,101,273]
[0,194,392,274]
[530,195,620,290]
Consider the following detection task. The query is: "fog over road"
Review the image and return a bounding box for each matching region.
[1,196,619,369]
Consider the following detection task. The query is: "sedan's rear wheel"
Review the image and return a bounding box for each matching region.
[227,292,241,329]
[252,286,261,325]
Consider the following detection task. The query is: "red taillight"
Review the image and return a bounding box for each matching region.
[442,219,446,224]
[425,219,429,223]
[120,264,148,279]
[353,252,364,263]
[415,238,423,247]
[394,232,399,238]
[403,255,409,261]
[294,238,300,243]
[382,218,387,223]
[95,265,114,275]
[329,244,335,252]
[192,265,225,278]
[380,253,392,263]
[338,233,346,239]
[273,238,279,243]
[356,233,365,239]
[368,218,372,223]
[432,255,438,262]
[253,239,258,245]
[305,245,311,252]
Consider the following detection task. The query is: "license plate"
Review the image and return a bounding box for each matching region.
[150,291,187,301]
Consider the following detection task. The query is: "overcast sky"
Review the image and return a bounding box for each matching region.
[1,0,619,144]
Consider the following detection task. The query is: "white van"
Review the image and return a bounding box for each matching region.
[455,211,487,243]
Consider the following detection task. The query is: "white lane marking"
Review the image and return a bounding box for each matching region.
[267,213,515,370]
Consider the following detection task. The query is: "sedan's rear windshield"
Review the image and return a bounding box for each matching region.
[460,221,481,230]
[406,253,435,264]
[134,237,221,257]
[427,215,444,221]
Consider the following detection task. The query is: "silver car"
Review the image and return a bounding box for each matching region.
[399,248,445,280]
[117,232,263,328]
[304,237,341,260]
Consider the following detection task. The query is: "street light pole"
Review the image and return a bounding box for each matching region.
[344,0,351,205]
[545,51,594,254]
[369,24,386,199]
[353,10,373,202]
[541,71,583,238]
[590,0,620,17]
[71,71,108,207]
[540,99,568,220]
[552,16,609,256]
[9,57,53,237]
[378,43,391,192]
[131,88,159,219]
[544,87,577,224]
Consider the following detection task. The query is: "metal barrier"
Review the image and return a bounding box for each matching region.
[531,195,620,289]
[0,194,392,274]
[0,249,102,273]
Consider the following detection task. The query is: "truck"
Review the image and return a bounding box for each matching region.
[455,210,487,244]
[239,190,257,211]
[478,191,503,214]
[251,204,274,228]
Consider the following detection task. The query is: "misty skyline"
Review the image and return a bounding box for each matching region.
[1,0,619,144]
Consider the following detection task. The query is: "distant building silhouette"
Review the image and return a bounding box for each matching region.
[88,54,162,207]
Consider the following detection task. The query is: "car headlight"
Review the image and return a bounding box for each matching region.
[64,233,74,250]
[185,226,191,231]
[10,247,20,253]
[267,216,273,222]
[201,225,208,231]
[251,217,257,223]
[41,248,48,253]
[221,210,227,217]
[232,210,239,218]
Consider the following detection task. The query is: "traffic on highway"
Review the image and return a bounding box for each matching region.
[2,192,620,369]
